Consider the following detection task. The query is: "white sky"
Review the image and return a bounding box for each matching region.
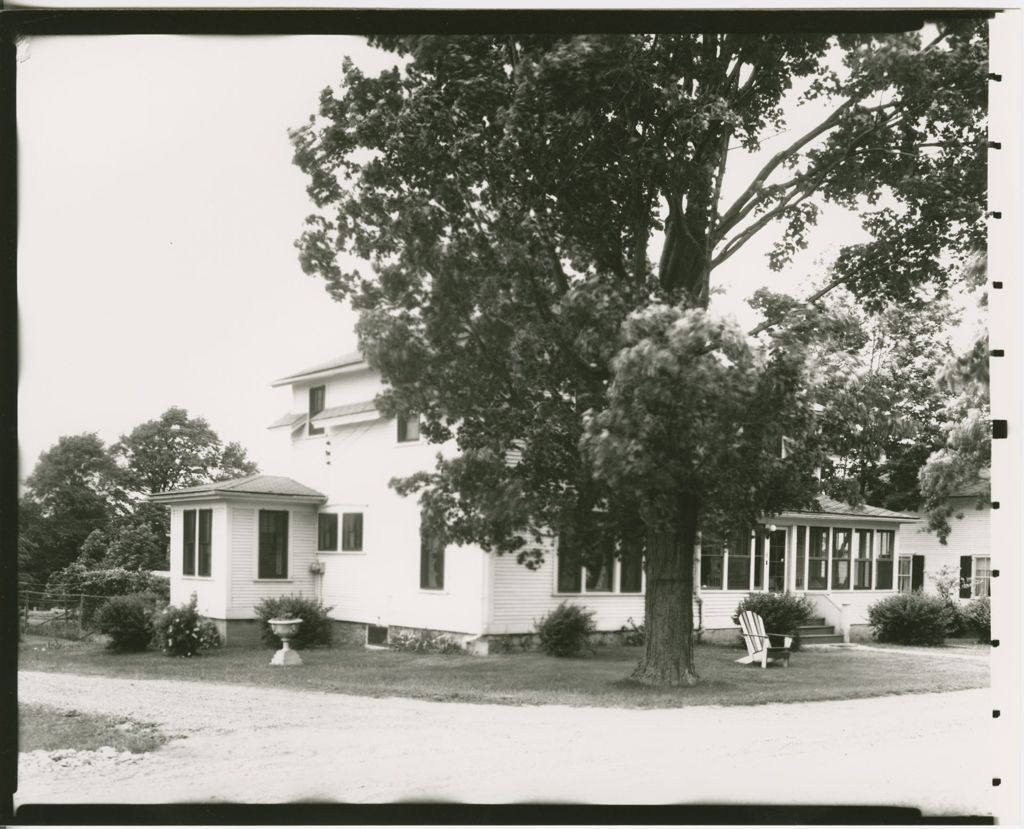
[17,34,886,480]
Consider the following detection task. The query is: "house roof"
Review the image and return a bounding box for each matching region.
[150,474,326,503]
[271,350,366,387]
[781,495,916,522]
[267,412,306,430]
[312,400,378,422]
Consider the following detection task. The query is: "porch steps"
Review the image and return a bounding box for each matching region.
[798,619,845,645]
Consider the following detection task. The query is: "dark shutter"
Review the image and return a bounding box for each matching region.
[911,554,925,591]
[959,556,973,598]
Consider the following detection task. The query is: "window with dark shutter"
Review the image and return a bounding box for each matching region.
[182,510,196,576]
[197,509,212,576]
[342,513,363,551]
[419,523,445,590]
[959,555,973,598]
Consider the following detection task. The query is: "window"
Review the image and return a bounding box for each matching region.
[556,542,583,593]
[752,531,764,589]
[182,509,212,577]
[960,555,990,599]
[317,513,338,551]
[342,513,363,551]
[397,413,420,443]
[183,510,196,576]
[419,524,445,590]
[258,510,289,579]
[795,526,806,590]
[556,537,643,594]
[727,534,751,590]
[972,556,990,598]
[832,529,851,590]
[619,541,644,593]
[808,527,828,589]
[767,530,786,592]
[854,530,873,589]
[197,509,212,577]
[876,530,895,589]
[308,386,325,436]
[897,555,913,593]
[700,538,724,590]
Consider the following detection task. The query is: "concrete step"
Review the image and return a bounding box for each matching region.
[798,624,836,636]
[800,633,845,645]
[805,617,827,627]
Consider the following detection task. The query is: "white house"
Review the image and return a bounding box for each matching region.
[896,479,992,603]
[152,350,952,650]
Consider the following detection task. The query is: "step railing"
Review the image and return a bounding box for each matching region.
[815,593,851,643]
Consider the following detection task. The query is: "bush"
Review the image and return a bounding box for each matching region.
[620,617,645,646]
[867,592,955,646]
[254,595,334,649]
[535,601,596,657]
[962,596,991,643]
[152,593,221,657]
[45,563,170,626]
[95,593,156,651]
[929,564,968,636]
[732,592,816,650]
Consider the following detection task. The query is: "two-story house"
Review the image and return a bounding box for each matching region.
[153,350,929,650]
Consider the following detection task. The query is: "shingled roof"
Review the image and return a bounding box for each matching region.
[271,350,366,387]
[150,475,326,502]
[783,495,916,522]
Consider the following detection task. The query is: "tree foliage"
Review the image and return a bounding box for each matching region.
[291,23,988,684]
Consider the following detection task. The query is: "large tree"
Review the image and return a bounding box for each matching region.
[292,22,987,684]
[20,433,124,585]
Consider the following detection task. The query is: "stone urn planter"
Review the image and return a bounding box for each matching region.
[268,617,303,666]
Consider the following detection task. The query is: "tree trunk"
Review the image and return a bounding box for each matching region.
[632,500,700,686]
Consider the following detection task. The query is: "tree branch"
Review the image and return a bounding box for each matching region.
[747,274,847,336]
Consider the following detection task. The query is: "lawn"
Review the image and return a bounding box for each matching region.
[19,703,166,754]
[19,635,989,709]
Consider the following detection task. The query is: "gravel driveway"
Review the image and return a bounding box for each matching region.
[17,670,994,814]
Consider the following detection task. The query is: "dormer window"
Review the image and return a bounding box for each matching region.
[308,386,325,436]
[397,413,420,443]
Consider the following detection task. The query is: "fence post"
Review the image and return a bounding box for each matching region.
[78,594,85,637]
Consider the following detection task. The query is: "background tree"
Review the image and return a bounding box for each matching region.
[19,433,124,586]
[292,22,987,684]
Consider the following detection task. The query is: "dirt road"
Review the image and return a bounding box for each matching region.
[17,670,994,814]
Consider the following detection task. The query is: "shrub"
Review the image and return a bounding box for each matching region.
[535,601,596,657]
[95,593,156,651]
[152,593,221,657]
[867,592,955,646]
[620,617,645,646]
[389,629,464,654]
[45,564,170,626]
[254,595,334,649]
[929,564,968,636]
[732,592,816,650]
[962,596,991,644]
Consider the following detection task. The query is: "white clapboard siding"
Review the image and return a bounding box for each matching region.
[899,499,991,595]
[487,538,645,635]
[226,502,318,617]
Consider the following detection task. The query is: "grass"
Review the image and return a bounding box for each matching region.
[19,703,167,754]
[19,634,989,709]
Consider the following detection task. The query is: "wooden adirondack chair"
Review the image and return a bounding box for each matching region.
[736,610,792,669]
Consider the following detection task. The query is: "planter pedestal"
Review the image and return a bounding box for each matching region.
[268,618,303,667]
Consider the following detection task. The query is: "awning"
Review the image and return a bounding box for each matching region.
[267,412,305,430]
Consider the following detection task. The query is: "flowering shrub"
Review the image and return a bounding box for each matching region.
[389,629,464,654]
[152,593,221,657]
[535,601,596,657]
[962,596,990,643]
[254,595,333,649]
